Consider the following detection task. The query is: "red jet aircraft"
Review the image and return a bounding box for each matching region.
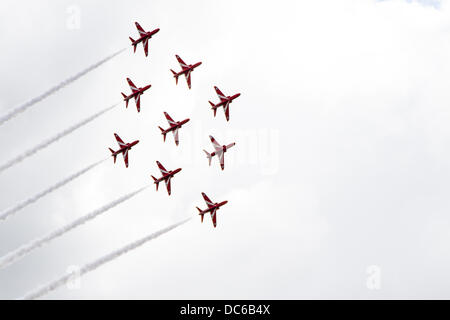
[208,86,241,121]
[170,55,202,89]
[109,133,139,168]
[196,192,228,228]
[204,135,235,170]
[151,161,182,196]
[129,22,160,57]
[158,112,190,146]
[121,78,151,112]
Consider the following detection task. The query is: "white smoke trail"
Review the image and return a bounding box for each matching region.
[0,185,149,270]
[0,47,126,126]
[0,158,108,222]
[19,218,190,300]
[0,103,119,174]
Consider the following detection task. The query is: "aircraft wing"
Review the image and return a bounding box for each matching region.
[164,112,177,127]
[172,128,179,146]
[223,101,230,121]
[185,70,192,89]
[165,177,172,195]
[202,192,214,208]
[176,55,188,70]
[123,148,129,168]
[134,93,141,112]
[135,22,147,36]
[218,150,225,170]
[156,161,169,175]
[143,38,149,57]
[211,209,217,228]
[214,86,227,101]
[127,78,139,93]
[209,135,222,152]
[114,133,127,148]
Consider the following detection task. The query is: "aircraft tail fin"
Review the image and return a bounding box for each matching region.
[121,93,128,108]
[170,69,179,84]
[203,150,212,166]
[158,126,167,142]
[109,148,117,163]
[151,175,159,191]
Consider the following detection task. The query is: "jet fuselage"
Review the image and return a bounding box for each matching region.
[199,200,228,215]
[154,168,182,183]
[174,62,202,77]
[132,28,160,45]
[161,119,190,135]
[112,140,139,156]
[213,93,241,109]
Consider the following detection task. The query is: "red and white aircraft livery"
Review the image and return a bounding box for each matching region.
[129,22,160,57]
[151,161,182,196]
[196,192,228,228]
[109,133,139,168]
[204,135,236,170]
[121,78,151,112]
[170,55,202,89]
[158,112,190,146]
[208,86,241,121]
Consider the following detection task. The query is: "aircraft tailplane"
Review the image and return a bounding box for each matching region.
[158,126,166,141]
[121,93,128,108]
[170,69,179,84]
[197,207,204,222]
[109,148,117,163]
[151,175,159,191]
[129,37,137,52]
[208,101,217,116]
[203,150,212,166]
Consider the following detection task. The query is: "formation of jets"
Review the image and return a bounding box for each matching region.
[107,22,244,227]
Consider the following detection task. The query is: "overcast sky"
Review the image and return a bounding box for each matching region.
[0,0,450,299]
